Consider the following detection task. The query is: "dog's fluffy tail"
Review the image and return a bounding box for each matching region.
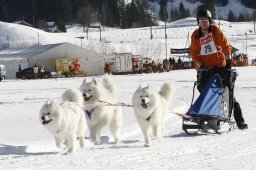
[62,88,84,108]
[159,82,175,102]
[102,75,118,97]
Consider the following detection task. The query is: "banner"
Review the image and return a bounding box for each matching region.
[55,58,81,74]
[170,48,189,54]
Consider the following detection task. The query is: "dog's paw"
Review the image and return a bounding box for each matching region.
[67,146,74,153]
[143,143,150,147]
[79,138,85,149]
[94,139,101,145]
[56,143,67,149]
[91,136,101,145]
[56,144,62,149]
[114,139,120,145]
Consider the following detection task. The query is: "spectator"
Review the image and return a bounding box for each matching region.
[151,59,157,72]
[105,62,110,74]
[40,65,45,72]
[33,65,39,79]
[163,59,170,72]
[169,57,173,70]
[178,57,182,69]
[18,65,22,72]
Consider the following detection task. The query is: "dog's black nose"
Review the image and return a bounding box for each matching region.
[141,99,145,103]
[83,93,86,97]
[41,116,45,121]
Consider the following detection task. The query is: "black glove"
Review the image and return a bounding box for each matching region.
[197,65,208,84]
[225,59,232,69]
[199,64,207,70]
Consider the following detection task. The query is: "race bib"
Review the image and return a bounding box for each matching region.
[200,33,217,55]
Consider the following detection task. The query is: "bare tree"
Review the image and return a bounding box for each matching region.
[85,38,115,57]
[133,41,163,59]
[76,6,91,32]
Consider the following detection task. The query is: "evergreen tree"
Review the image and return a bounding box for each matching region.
[100,1,108,27]
[56,18,67,32]
[127,0,139,27]
[200,0,216,19]
[0,0,8,21]
[169,3,190,22]
[61,0,73,22]
[237,13,245,22]
[118,0,127,28]
[241,0,256,9]
[159,0,168,22]
[108,0,121,27]
[76,5,91,32]
[252,10,256,20]
[0,0,158,29]
[227,10,236,22]
[216,0,229,6]
[178,2,190,19]
[170,7,178,21]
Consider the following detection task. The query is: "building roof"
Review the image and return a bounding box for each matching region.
[13,21,33,27]
[0,43,64,61]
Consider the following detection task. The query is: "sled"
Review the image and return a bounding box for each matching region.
[180,69,238,134]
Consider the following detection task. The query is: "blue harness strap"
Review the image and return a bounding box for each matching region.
[85,108,95,119]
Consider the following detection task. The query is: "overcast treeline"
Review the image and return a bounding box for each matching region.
[0,0,256,32]
[0,0,158,31]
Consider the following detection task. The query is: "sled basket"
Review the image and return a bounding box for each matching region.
[182,70,237,134]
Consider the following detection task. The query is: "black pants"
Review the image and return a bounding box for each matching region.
[197,69,245,124]
[233,98,245,124]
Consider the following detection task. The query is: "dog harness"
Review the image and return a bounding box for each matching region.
[85,108,96,119]
[146,116,151,121]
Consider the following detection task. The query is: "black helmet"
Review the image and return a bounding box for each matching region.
[196,9,212,24]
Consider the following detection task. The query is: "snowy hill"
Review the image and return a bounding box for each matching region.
[1,17,256,63]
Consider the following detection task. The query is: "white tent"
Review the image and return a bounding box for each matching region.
[0,43,105,79]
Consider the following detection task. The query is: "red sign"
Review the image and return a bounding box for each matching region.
[200,35,212,45]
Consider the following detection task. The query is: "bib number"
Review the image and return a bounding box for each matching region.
[200,34,217,55]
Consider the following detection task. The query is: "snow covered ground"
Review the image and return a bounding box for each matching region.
[0,66,256,169]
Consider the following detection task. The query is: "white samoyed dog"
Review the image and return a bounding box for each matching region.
[39,88,86,153]
[80,76,122,145]
[132,83,174,147]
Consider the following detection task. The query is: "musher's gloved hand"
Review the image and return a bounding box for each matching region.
[197,65,208,84]
[199,64,207,70]
[225,59,232,69]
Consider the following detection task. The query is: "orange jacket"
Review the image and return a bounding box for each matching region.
[190,25,232,70]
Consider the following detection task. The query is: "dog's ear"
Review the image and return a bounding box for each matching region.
[83,78,87,83]
[50,101,60,109]
[91,78,97,85]
[46,100,52,105]
[145,84,149,89]
[137,84,142,90]
[50,100,55,105]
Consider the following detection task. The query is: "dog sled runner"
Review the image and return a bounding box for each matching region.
[180,69,238,134]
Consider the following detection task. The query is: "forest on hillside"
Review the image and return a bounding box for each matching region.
[0,0,256,32]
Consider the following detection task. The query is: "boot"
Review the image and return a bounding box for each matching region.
[237,122,248,130]
[234,100,248,130]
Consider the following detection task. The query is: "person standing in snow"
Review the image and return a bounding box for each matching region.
[33,65,39,79]
[189,9,248,130]
[18,65,22,72]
